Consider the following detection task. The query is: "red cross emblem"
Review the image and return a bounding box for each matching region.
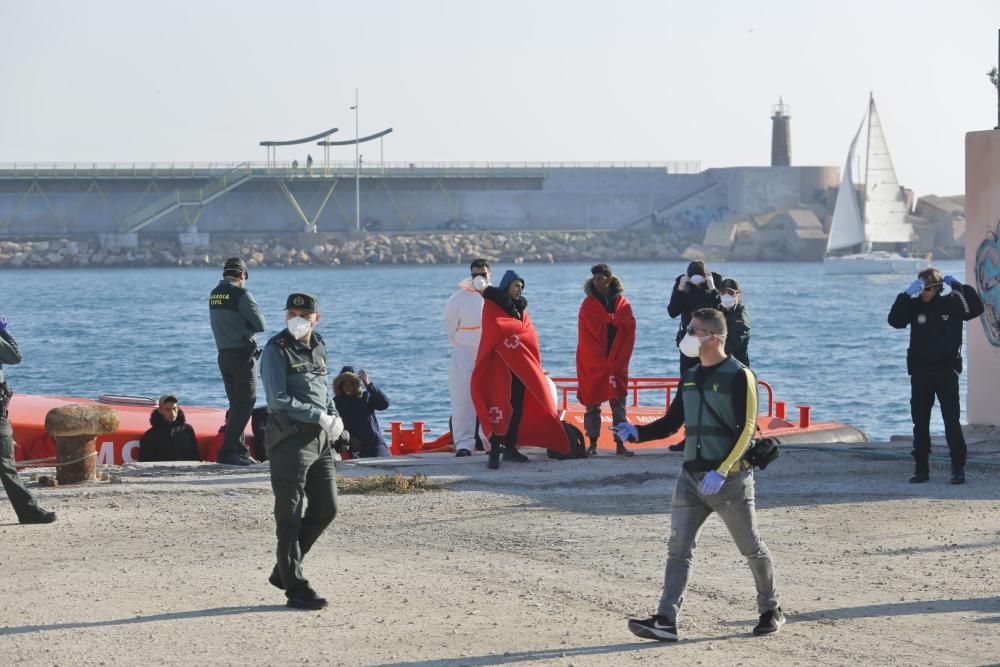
[488,406,503,423]
[503,335,521,349]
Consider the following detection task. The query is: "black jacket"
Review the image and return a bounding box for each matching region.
[139,408,200,462]
[333,372,390,458]
[888,281,984,374]
[667,272,722,344]
[723,303,751,367]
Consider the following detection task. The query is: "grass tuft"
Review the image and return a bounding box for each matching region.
[337,472,444,495]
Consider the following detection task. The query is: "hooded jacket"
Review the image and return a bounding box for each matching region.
[139,408,200,462]
[576,276,636,405]
[332,367,390,457]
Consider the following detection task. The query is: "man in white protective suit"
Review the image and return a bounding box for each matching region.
[444,258,491,456]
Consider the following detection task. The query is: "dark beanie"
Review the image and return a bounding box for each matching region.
[498,269,525,293]
[719,278,741,291]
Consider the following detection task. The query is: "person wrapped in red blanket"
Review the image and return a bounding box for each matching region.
[576,263,636,456]
[471,269,570,469]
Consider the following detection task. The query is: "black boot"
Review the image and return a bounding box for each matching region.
[615,437,634,457]
[503,445,529,463]
[668,438,685,452]
[587,437,598,456]
[909,466,929,483]
[487,436,503,469]
[950,465,965,485]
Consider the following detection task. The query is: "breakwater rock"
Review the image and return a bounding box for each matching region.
[0,228,708,269]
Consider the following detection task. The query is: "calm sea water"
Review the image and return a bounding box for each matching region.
[0,260,969,440]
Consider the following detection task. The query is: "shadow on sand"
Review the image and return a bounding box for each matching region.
[0,605,288,636]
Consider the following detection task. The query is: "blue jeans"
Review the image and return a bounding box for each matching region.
[657,468,779,622]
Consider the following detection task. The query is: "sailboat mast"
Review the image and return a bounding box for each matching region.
[861,92,873,244]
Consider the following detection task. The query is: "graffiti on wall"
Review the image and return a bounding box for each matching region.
[975,218,1000,346]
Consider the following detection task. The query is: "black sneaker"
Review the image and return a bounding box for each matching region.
[217,454,255,466]
[668,442,685,452]
[286,588,328,610]
[753,607,785,636]
[487,442,502,470]
[19,510,57,525]
[503,446,529,463]
[455,449,472,457]
[909,472,929,484]
[627,615,678,642]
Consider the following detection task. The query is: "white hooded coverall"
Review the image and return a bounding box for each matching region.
[444,277,484,452]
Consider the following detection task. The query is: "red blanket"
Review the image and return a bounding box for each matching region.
[575,294,636,405]
[472,300,569,454]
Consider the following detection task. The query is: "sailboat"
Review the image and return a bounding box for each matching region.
[823,94,927,274]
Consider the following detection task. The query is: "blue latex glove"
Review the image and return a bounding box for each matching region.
[0,317,7,331]
[612,422,639,443]
[943,275,959,287]
[905,279,924,297]
[699,470,726,495]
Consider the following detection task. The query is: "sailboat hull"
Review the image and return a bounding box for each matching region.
[823,252,928,274]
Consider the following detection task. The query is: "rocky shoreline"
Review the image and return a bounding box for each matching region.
[0,228,714,268]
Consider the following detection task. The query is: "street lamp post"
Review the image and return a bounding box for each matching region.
[351,88,360,232]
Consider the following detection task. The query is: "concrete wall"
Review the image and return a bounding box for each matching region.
[964,130,1000,426]
[0,166,835,236]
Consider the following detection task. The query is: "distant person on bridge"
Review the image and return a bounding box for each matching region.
[668,260,722,377]
[209,257,267,466]
[444,259,490,457]
[576,263,635,457]
[0,317,56,524]
[615,307,784,642]
[888,268,984,484]
[719,278,751,367]
[472,270,570,469]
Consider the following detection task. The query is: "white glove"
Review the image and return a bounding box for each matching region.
[689,274,705,286]
[472,275,488,292]
[705,274,716,291]
[677,275,689,291]
[319,413,345,441]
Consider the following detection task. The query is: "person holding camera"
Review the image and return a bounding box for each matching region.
[888,267,984,484]
[0,317,56,525]
[260,293,347,611]
[209,257,267,466]
[667,260,722,376]
[614,308,783,642]
[333,366,391,458]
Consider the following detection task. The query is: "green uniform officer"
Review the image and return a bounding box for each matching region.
[260,293,346,610]
[0,317,56,524]
[209,257,266,465]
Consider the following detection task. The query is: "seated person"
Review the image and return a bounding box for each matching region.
[332,366,391,458]
[139,394,200,462]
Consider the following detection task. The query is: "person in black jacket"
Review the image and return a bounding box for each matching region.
[668,260,722,376]
[332,366,391,458]
[719,278,751,367]
[139,394,201,462]
[888,268,984,484]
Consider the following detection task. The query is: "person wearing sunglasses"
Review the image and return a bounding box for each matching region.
[667,260,722,377]
[889,267,984,484]
[614,307,783,642]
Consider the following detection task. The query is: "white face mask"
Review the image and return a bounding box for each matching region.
[679,333,707,358]
[688,274,705,286]
[472,275,488,291]
[286,316,313,340]
[720,294,738,310]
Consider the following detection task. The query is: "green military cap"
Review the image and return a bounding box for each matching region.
[285,293,318,312]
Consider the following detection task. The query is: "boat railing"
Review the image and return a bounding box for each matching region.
[550,377,775,418]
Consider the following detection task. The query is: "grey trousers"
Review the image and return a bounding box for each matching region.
[1,417,42,521]
[583,398,627,440]
[657,468,779,622]
[268,426,338,597]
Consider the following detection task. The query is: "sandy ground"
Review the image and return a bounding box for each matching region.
[2,433,1000,667]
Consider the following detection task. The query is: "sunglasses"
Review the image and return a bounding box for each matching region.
[921,283,942,292]
[686,325,716,336]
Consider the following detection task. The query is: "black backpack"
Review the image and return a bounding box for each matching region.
[548,422,588,460]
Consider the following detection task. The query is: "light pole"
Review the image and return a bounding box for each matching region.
[351,88,360,232]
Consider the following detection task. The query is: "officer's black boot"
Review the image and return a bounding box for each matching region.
[503,445,529,463]
[587,437,598,456]
[909,463,930,484]
[950,464,965,485]
[487,436,503,470]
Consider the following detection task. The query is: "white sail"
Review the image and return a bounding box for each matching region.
[863,95,912,244]
[827,116,866,252]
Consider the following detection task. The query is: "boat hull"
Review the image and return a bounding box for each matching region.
[823,253,928,274]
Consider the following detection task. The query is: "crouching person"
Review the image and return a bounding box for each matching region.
[615,307,783,641]
[333,366,391,458]
[260,293,348,610]
[139,394,200,462]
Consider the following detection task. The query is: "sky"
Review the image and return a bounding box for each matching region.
[1,0,998,197]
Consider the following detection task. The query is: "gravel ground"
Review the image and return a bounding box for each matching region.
[2,435,999,667]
